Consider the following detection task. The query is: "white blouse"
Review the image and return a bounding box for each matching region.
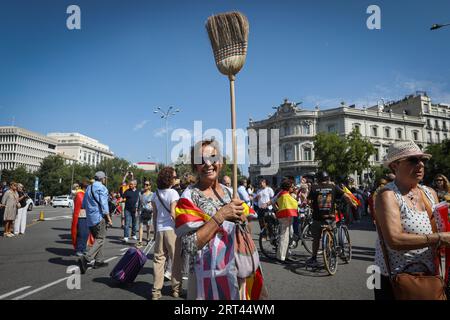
[374,182,439,276]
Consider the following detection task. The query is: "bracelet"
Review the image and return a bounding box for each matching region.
[211,214,223,227]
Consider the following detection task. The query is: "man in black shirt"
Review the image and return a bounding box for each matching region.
[306,172,356,267]
[122,179,141,243]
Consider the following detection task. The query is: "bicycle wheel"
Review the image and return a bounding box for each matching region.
[338,225,352,263]
[258,224,278,260]
[300,223,314,254]
[322,229,337,275]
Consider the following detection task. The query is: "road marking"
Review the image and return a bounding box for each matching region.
[0,286,32,300]
[104,256,118,263]
[12,277,70,300]
[43,215,72,221]
[120,248,129,252]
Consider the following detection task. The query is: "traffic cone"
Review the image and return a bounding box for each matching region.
[39,211,45,221]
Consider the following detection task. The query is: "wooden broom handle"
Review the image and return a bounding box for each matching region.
[229,75,238,199]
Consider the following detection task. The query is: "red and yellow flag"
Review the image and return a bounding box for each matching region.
[275,191,298,219]
[342,186,361,207]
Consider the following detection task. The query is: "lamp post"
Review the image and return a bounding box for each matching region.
[431,23,450,31]
[153,107,181,166]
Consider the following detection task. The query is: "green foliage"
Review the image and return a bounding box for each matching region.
[314,128,376,180]
[370,164,391,184]
[1,166,35,191]
[424,139,450,184]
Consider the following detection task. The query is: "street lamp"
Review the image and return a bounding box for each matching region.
[153,107,181,166]
[431,23,450,31]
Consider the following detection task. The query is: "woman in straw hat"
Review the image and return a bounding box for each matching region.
[374,140,450,300]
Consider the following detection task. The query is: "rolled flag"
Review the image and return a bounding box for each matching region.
[342,185,361,207]
[435,202,449,282]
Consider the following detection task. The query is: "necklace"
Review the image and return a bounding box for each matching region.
[406,189,418,209]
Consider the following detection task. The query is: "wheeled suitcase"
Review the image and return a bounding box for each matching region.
[110,247,148,283]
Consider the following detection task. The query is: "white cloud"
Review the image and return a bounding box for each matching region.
[133,120,149,131]
[154,126,174,137]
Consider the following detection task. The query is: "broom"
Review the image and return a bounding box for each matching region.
[206,11,249,199]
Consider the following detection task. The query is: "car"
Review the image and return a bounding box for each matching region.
[51,195,74,208]
[26,198,34,211]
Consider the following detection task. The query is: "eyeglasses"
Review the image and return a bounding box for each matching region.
[401,156,428,166]
[144,183,150,186]
[435,179,443,182]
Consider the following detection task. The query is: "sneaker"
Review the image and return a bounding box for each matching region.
[93,261,109,269]
[75,252,84,257]
[305,257,318,268]
[6,233,14,238]
[152,291,162,300]
[182,276,189,281]
[123,237,129,243]
[164,271,172,281]
[132,235,138,241]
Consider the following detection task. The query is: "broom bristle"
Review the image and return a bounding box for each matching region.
[206,11,249,77]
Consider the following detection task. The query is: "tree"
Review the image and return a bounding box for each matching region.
[37,155,70,196]
[424,139,450,184]
[1,166,34,191]
[314,128,376,180]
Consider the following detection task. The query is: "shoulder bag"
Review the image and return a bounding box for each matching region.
[376,190,447,300]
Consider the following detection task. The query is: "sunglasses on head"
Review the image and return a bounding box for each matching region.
[401,156,428,165]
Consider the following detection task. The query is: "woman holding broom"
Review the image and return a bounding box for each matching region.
[175,139,266,300]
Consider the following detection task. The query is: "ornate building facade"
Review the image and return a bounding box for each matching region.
[248,92,449,186]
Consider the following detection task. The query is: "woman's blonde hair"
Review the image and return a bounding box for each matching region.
[434,174,450,193]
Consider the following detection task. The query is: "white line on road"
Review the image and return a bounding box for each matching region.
[0,286,32,300]
[43,215,72,221]
[104,256,119,263]
[12,277,70,300]
[120,248,129,252]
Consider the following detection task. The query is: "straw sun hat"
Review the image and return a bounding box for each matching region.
[383,140,431,168]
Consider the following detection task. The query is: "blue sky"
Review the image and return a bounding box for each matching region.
[1,0,450,175]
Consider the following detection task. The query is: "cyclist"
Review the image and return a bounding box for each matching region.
[306,171,356,268]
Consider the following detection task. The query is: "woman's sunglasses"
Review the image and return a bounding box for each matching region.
[435,179,443,182]
[199,155,219,166]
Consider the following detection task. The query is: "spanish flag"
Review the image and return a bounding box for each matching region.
[175,188,257,236]
[245,267,268,300]
[275,191,298,219]
[342,186,361,207]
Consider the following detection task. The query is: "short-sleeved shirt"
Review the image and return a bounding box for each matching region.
[18,191,27,208]
[123,189,140,212]
[256,187,274,210]
[308,183,344,221]
[151,189,180,231]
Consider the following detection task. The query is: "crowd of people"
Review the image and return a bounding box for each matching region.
[2,139,450,300]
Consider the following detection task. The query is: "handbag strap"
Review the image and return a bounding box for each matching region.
[419,189,437,233]
[156,190,171,214]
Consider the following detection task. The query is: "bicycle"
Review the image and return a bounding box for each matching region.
[298,206,314,254]
[258,210,280,260]
[320,214,352,275]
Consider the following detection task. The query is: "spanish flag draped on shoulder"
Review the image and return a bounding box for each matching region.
[175,186,265,300]
[274,190,298,219]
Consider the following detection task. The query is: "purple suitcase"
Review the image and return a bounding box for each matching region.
[110,247,148,283]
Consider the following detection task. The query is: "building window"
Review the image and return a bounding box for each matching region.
[384,127,390,138]
[435,120,439,130]
[303,123,311,135]
[327,124,336,133]
[436,133,440,143]
[427,132,432,143]
[444,133,448,141]
[284,145,293,161]
[353,124,361,133]
[303,147,312,161]
[397,129,402,140]
[413,131,419,141]
[374,148,379,162]
[372,126,378,137]
[427,119,432,128]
